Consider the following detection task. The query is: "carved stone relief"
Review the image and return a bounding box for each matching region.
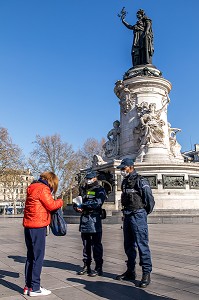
[92,155,105,167]
[161,92,170,111]
[168,123,182,158]
[144,175,157,188]
[162,175,185,189]
[114,80,136,114]
[123,66,162,79]
[134,102,166,147]
[189,176,199,189]
[103,120,120,158]
[119,93,136,114]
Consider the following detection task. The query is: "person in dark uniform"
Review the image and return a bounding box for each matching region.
[74,170,106,277]
[116,158,154,288]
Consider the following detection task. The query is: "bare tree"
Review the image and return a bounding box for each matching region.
[0,127,26,213]
[28,135,105,204]
[28,134,75,194]
[77,137,106,169]
[0,127,24,173]
[62,137,105,204]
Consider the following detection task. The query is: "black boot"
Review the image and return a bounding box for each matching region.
[116,269,136,281]
[140,273,151,288]
[77,264,91,275]
[86,265,93,276]
[89,267,103,277]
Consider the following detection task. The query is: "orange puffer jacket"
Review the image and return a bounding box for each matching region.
[23,182,63,228]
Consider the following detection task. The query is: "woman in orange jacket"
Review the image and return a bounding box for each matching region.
[23,171,63,297]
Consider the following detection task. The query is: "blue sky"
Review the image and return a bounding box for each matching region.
[0,0,198,157]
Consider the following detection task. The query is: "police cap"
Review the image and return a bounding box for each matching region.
[85,171,97,179]
[117,158,134,169]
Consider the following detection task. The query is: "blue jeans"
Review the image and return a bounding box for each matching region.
[24,227,46,291]
[123,209,152,274]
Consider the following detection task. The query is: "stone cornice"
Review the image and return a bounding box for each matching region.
[124,76,172,92]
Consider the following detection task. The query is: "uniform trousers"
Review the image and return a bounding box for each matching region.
[24,227,46,291]
[81,232,103,268]
[123,209,152,274]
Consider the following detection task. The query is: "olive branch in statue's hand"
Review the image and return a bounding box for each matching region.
[118,7,127,20]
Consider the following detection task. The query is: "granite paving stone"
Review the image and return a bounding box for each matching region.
[0,216,199,299]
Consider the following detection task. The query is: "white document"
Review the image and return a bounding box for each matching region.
[72,196,82,205]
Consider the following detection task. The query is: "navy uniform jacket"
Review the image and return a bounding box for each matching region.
[78,181,106,233]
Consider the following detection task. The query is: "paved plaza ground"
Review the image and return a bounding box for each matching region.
[0,216,199,300]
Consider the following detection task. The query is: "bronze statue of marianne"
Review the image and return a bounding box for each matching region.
[119,8,154,67]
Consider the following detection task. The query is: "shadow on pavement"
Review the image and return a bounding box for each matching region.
[0,269,22,293]
[67,277,173,300]
[7,256,174,299]
[8,255,117,279]
[0,270,19,279]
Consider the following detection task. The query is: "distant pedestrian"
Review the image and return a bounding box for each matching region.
[116,158,155,288]
[74,170,106,276]
[23,171,63,297]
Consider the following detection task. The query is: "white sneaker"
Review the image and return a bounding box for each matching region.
[29,287,51,297]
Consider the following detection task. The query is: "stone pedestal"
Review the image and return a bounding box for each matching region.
[142,144,171,163]
[113,65,184,163]
[85,65,199,220]
[91,159,199,215]
[135,161,199,210]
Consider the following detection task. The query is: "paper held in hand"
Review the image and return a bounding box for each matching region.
[72,196,82,205]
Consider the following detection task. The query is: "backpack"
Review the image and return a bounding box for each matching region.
[137,175,155,214]
[50,208,67,236]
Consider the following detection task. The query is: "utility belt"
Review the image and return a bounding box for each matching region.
[122,208,145,216]
[82,208,106,219]
[82,208,101,215]
[82,210,98,215]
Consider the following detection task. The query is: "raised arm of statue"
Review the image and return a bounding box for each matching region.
[121,18,134,30]
[171,128,181,133]
[169,127,181,138]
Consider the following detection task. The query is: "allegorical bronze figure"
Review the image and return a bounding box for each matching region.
[118,8,154,67]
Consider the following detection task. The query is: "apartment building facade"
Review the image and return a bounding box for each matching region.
[0,169,34,214]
